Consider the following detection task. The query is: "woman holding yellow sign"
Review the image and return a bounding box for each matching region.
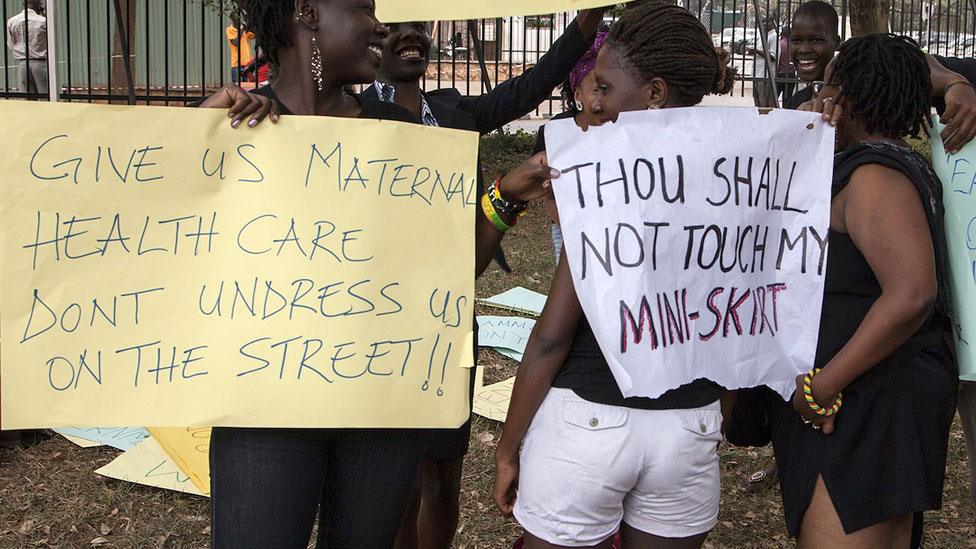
[199,1,560,548]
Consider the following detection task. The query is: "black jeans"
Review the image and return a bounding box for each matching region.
[210,427,425,548]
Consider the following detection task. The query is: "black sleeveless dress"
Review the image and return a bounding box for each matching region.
[769,142,958,536]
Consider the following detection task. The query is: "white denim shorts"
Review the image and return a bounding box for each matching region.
[513,388,722,546]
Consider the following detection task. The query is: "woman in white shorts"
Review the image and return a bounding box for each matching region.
[493,3,735,548]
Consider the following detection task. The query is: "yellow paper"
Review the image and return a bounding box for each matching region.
[378,0,621,22]
[473,376,514,422]
[61,434,103,448]
[95,436,207,497]
[149,427,212,495]
[0,102,476,429]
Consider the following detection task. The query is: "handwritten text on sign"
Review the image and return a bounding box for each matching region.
[931,121,976,381]
[547,108,833,399]
[0,102,476,429]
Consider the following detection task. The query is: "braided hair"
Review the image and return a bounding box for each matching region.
[235,1,297,67]
[606,1,735,106]
[830,34,931,139]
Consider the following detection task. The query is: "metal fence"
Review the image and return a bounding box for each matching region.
[2,0,976,111]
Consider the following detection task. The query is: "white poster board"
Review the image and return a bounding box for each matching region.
[547,108,834,399]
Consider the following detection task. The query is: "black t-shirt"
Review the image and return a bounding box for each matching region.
[783,85,814,110]
[539,109,722,410]
[533,110,575,155]
[253,85,419,123]
[551,317,722,409]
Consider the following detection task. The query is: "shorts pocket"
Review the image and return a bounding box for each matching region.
[674,404,723,443]
[562,398,628,431]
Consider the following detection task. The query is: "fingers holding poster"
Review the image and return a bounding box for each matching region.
[0,102,476,429]
[377,0,623,23]
[931,121,976,381]
[546,108,834,399]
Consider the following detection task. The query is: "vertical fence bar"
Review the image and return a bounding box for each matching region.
[163,0,170,104]
[65,0,72,100]
[145,0,151,103]
[46,0,57,101]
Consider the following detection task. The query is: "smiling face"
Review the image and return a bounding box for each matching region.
[315,0,388,85]
[789,13,840,83]
[377,22,431,83]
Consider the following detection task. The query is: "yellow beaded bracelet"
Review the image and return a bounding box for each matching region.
[802,368,843,417]
[482,193,512,233]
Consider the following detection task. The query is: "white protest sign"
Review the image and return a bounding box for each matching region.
[547,108,833,399]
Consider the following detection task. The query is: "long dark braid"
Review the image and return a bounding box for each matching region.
[830,34,931,139]
[606,1,735,106]
[235,1,296,67]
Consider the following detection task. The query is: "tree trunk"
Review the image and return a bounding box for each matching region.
[849,0,891,37]
[110,0,136,103]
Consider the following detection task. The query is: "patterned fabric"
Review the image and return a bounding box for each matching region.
[372,81,439,127]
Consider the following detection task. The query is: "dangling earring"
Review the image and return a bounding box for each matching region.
[575,99,583,111]
[311,35,324,92]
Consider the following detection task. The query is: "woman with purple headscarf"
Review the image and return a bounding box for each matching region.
[532,31,609,262]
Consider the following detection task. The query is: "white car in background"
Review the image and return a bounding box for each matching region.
[714,27,759,54]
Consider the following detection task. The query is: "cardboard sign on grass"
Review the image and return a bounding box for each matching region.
[0,102,476,429]
[546,108,833,399]
[930,121,976,381]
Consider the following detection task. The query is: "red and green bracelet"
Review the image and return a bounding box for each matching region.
[802,368,843,416]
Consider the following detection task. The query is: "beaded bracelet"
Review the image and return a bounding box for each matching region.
[802,368,843,417]
[490,176,528,217]
[482,192,513,233]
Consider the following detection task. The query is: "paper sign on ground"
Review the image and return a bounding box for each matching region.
[477,315,535,355]
[931,122,976,381]
[377,0,623,23]
[95,436,207,497]
[473,376,515,422]
[60,434,103,448]
[0,102,476,429]
[547,108,833,399]
[478,287,547,316]
[149,427,212,495]
[53,427,149,450]
[495,348,524,362]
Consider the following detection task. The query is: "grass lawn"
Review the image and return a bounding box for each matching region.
[2,132,974,548]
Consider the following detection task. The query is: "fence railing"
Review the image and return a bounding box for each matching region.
[2,0,975,112]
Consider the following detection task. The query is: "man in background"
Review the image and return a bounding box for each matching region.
[5,0,47,95]
[226,12,255,82]
[749,16,779,107]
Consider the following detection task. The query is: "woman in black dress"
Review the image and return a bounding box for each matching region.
[771,34,957,547]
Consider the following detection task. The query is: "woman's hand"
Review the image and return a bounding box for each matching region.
[940,81,976,154]
[200,84,280,128]
[799,81,843,127]
[499,152,560,203]
[493,451,520,516]
[791,374,837,435]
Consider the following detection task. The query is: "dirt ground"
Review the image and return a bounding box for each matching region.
[2,147,976,548]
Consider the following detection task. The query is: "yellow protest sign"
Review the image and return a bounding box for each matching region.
[377,0,621,23]
[0,102,476,429]
[149,427,212,495]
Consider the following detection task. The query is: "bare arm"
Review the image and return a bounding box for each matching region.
[463,9,605,134]
[494,252,582,514]
[800,164,936,433]
[475,153,559,276]
[927,54,976,154]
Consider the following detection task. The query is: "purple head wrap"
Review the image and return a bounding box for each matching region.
[569,32,608,92]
